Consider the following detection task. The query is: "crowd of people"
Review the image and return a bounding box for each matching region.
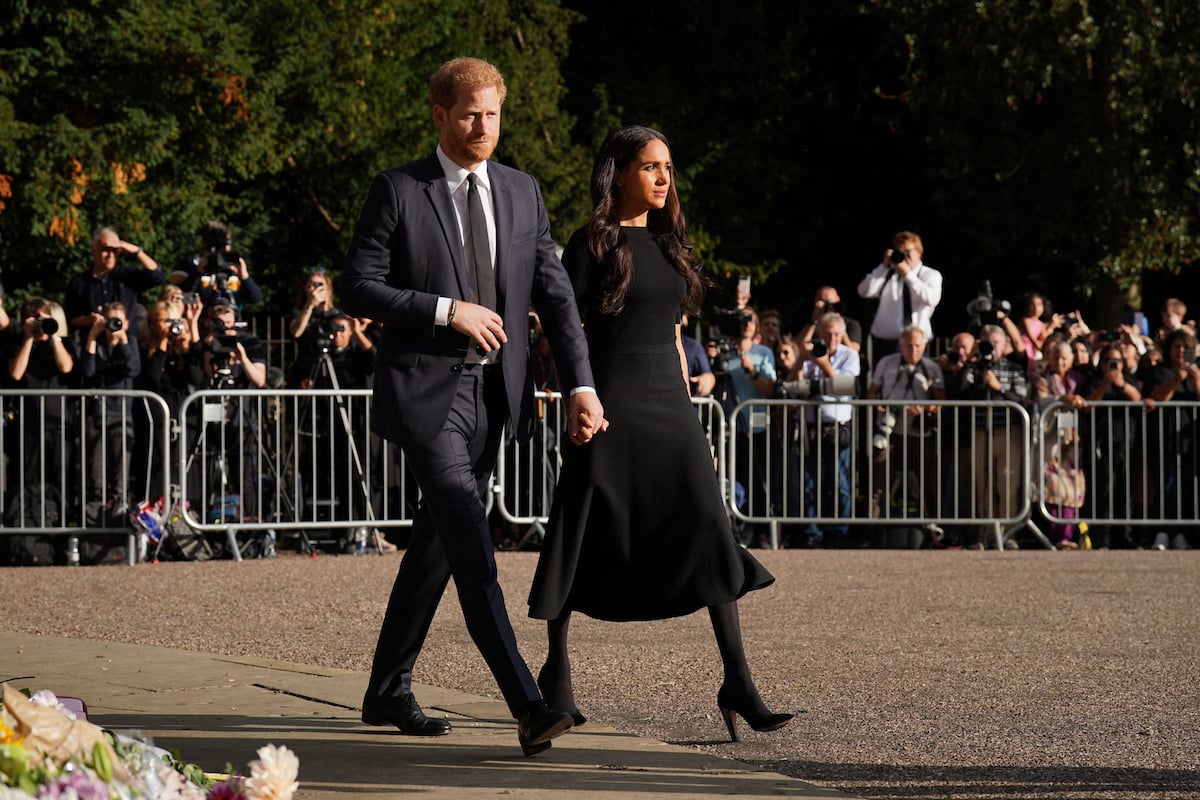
[0,222,387,554]
[4,224,1198,555]
[670,231,1199,552]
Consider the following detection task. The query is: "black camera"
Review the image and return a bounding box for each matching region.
[966,280,1012,333]
[182,291,199,305]
[976,339,997,363]
[105,317,124,333]
[810,339,829,359]
[709,306,753,339]
[33,317,59,337]
[314,309,346,338]
[202,228,242,270]
[168,319,187,337]
[206,318,240,356]
[1106,358,1122,370]
[944,351,961,366]
[889,248,907,265]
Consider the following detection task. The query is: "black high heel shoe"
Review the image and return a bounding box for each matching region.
[537,664,587,727]
[717,684,794,742]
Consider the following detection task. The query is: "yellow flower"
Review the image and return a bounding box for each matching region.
[0,712,23,746]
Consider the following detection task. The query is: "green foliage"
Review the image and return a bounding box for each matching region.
[0,0,583,312]
[861,0,1200,301]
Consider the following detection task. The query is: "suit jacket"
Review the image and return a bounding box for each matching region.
[340,154,592,444]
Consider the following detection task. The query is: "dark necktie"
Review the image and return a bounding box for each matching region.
[895,270,913,326]
[466,173,496,312]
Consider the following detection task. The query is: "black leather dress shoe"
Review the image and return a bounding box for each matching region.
[361,692,451,736]
[517,701,574,756]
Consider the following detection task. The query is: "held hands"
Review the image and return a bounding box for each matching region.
[568,391,608,446]
[450,301,507,354]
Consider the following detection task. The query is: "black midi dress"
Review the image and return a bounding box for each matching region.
[528,226,773,622]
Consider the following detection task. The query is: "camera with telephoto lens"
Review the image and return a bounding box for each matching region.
[810,339,829,359]
[706,307,754,376]
[873,411,898,450]
[33,317,59,337]
[889,248,907,265]
[776,374,857,399]
[105,316,123,333]
[966,280,1012,334]
[976,339,997,363]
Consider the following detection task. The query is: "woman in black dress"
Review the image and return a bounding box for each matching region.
[528,126,792,741]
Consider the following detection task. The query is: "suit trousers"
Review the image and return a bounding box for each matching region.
[366,364,539,716]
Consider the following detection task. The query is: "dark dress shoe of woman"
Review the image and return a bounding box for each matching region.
[517,701,574,756]
[716,684,794,743]
[361,691,452,736]
[536,664,587,726]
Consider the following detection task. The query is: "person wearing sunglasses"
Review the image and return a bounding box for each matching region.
[64,226,163,343]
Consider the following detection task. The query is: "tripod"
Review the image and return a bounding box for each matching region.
[286,346,382,555]
[182,365,295,558]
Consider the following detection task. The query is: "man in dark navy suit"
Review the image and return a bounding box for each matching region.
[341,56,605,756]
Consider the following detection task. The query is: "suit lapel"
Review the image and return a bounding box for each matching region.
[418,155,471,299]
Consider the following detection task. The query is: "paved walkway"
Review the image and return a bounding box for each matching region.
[2,631,856,799]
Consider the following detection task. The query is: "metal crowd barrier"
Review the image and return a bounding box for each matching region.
[177,388,420,558]
[1037,398,1200,546]
[11,387,1200,563]
[0,389,172,565]
[728,398,1034,549]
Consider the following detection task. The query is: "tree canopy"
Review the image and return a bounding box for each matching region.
[2,0,1197,330]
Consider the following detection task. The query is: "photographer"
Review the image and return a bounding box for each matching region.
[718,307,776,545]
[5,298,77,487]
[1143,327,1200,550]
[1081,344,1142,549]
[866,325,945,543]
[959,324,1030,548]
[856,231,942,363]
[290,310,375,390]
[140,298,205,414]
[80,302,141,521]
[796,286,863,359]
[202,297,267,389]
[291,310,378,528]
[178,221,263,307]
[64,227,163,344]
[288,267,337,363]
[187,297,268,524]
[795,312,860,547]
[138,298,206,502]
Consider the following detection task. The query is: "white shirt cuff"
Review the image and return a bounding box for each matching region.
[435,297,452,326]
[570,386,596,396]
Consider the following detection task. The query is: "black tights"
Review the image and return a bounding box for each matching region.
[540,600,768,715]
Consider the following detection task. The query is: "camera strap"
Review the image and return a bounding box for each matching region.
[884,358,930,400]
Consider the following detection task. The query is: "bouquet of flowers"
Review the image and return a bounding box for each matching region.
[1,685,298,800]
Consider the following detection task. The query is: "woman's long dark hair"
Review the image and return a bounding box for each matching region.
[587,125,708,315]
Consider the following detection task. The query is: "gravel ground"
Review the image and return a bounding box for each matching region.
[3,545,1198,799]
